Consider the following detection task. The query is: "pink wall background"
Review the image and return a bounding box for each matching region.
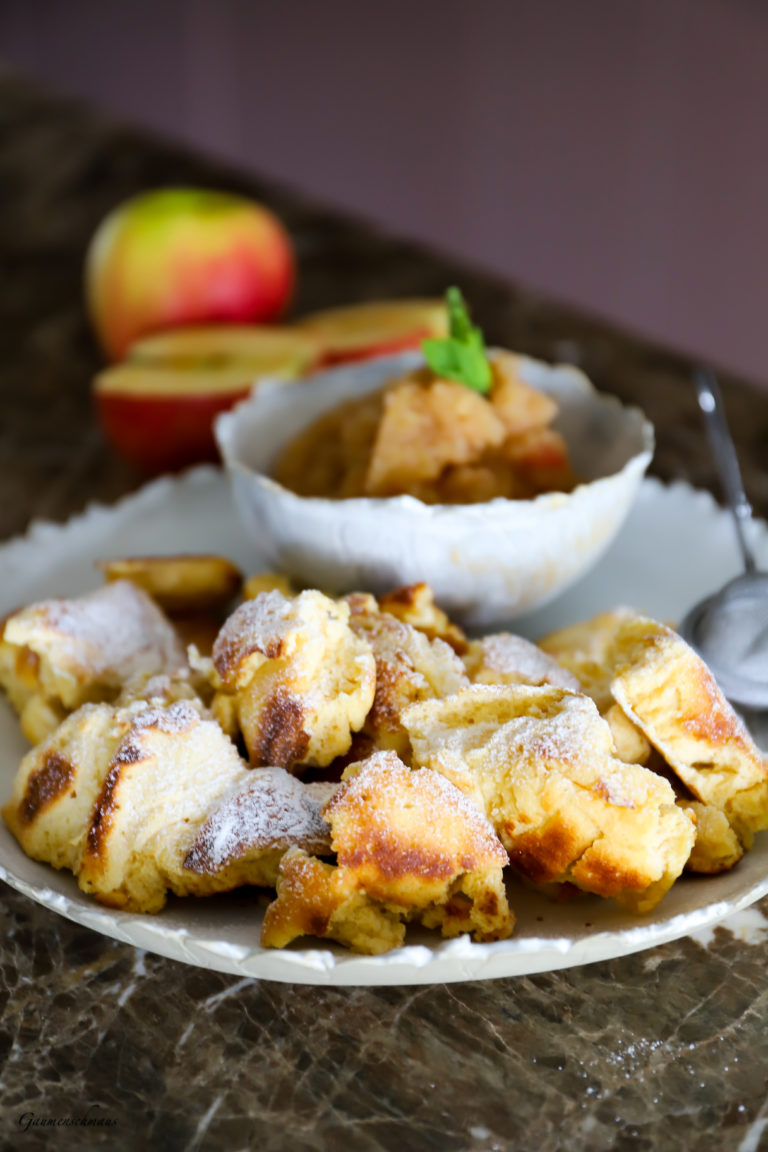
[3,0,768,386]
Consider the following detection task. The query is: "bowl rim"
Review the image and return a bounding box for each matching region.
[214,349,656,518]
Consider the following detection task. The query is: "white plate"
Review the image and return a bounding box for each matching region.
[0,467,766,986]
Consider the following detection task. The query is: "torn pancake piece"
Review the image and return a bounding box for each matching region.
[183,767,334,890]
[76,700,258,911]
[678,800,744,874]
[0,580,187,743]
[463,632,580,692]
[211,590,376,770]
[402,684,696,914]
[538,608,637,712]
[345,596,468,757]
[643,752,746,875]
[116,669,203,709]
[608,616,768,847]
[536,610,651,764]
[3,698,263,912]
[602,702,651,766]
[261,750,514,954]
[97,554,243,614]
[377,583,468,654]
[2,702,135,874]
[538,612,654,764]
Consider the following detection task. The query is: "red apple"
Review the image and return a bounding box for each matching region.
[298,299,448,367]
[85,188,295,361]
[94,325,317,473]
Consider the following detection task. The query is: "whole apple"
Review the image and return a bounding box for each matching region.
[86,188,295,360]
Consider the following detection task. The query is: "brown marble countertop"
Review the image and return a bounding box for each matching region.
[3,74,768,1151]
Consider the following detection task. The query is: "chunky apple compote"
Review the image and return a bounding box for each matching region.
[273,350,575,503]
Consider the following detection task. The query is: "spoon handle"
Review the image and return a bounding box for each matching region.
[695,368,757,574]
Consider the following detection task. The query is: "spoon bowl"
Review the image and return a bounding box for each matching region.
[678,370,768,710]
[680,571,768,709]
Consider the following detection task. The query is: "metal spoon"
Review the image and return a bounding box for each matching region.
[678,369,768,709]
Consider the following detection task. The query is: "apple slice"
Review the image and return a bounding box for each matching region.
[298,299,448,367]
[94,363,257,473]
[127,323,320,374]
[95,325,319,474]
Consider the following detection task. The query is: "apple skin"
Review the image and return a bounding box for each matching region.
[86,188,295,361]
[298,299,448,368]
[315,328,437,368]
[95,386,251,474]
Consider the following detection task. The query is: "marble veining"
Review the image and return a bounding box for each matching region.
[4,887,768,1150]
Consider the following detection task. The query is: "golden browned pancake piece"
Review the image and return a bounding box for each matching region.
[402,684,695,913]
[211,589,376,770]
[2,702,133,873]
[97,554,243,614]
[0,580,186,743]
[344,597,469,757]
[261,750,514,953]
[608,616,768,847]
[79,700,263,911]
[2,698,262,912]
[242,571,296,600]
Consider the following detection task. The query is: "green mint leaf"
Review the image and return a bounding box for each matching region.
[446,286,473,343]
[422,287,492,394]
[422,338,462,380]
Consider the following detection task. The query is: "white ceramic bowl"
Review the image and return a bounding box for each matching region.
[215,351,654,629]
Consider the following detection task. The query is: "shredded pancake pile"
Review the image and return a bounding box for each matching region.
[1,556,766,954]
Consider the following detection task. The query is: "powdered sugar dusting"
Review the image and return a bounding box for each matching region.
[105,700,207,772]
[130,699,202,737]
[508,693,614,766]
[473,633,580,690]
[184,767,331,873]
[212,589,353,690]
[410,685,614,771]
[25,580,184,680]
[305,781,340,807]
[213,590,294,679]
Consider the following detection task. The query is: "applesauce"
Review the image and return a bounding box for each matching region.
[273,352,575,503]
